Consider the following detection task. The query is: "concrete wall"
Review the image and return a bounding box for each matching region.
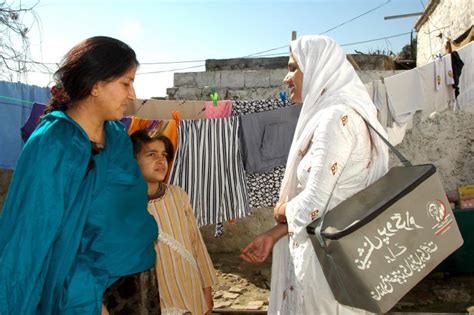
[168,69,403,101]
[167,55,399,100]
[415,0,473,66]
[167,68,289,100]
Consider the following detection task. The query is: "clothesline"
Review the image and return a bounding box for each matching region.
[2,42,473,233]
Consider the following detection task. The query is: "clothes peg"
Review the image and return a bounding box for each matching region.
[279,91,287,102]
[210,92,219,107]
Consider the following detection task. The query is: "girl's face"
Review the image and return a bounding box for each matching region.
[136,140,169,184]
[283,54,304,103]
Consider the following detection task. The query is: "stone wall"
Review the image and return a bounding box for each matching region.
[415,0,473,66]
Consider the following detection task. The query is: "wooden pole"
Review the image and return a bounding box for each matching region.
[291,31,297,41]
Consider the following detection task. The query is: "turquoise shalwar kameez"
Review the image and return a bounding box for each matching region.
[0,111,158,314]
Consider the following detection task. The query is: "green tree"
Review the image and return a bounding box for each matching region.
[398,36,417,61]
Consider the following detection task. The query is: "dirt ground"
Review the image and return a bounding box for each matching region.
[211,253,271,313]
[210,253,474,314]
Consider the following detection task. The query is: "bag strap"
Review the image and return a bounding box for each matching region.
[364,119,412,167]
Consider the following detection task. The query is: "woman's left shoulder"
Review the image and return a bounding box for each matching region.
[318,105,362,129]
[106,120,127,134]
[321,104,359,118]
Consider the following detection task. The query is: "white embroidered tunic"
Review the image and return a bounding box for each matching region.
[280,105,375,314]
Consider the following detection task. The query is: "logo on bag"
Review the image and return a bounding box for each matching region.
[427,199,452,236]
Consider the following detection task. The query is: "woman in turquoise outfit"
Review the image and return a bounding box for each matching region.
[0,37,159,314]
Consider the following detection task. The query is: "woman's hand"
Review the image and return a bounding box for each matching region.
[273,202,287,223]
[240,231,275,263]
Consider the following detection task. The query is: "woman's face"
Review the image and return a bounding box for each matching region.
[94,65,137,121]
[136,140,169,184]
[283,54,304,103]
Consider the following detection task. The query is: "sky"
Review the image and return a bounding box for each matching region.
[12,0,425,98]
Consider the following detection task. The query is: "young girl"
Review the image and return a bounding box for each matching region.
[131,130,217,315]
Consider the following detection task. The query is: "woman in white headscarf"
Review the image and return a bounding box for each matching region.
[241,35,389,314]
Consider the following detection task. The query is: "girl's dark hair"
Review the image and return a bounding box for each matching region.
[45,36,139,113]
[130,129,174,163]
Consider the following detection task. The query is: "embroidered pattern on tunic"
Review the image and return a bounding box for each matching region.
[341,115,348,126]
[310,209,319,221]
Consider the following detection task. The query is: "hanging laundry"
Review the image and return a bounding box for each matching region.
[451,51,465,98]
[364,81,374,100]
[417,56,455,118]
[444,52,455,85]
[232,99,291,116]
[385,70,425,124]
[456,42,474,110]
[372,80,392,130]
[386,122,408,147]
[120,116,132,130]
[434,56,443,91]
[0,81,50,169]
[246,165,286,208]
[205,100,232,118]
[232,99,294,208]
[214,222,224,238]
[240,104,301,173]
[205,99,233,235]
[127,116,153,134]
[169,117,250,226]
[21,103,46,142]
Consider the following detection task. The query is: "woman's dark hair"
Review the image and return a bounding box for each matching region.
[130,129,174,163]
[45,36,139,113]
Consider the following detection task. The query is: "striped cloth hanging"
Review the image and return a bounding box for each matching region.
[169,117,250,226]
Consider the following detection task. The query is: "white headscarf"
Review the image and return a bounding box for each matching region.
[279,35,389,202]
[269,35,389,313]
